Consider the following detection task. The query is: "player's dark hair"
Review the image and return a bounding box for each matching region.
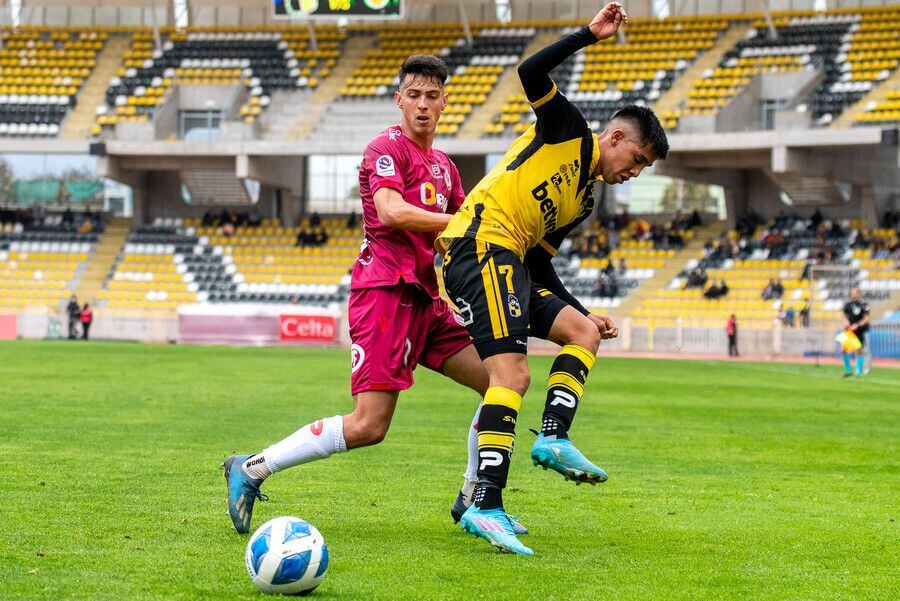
[611,105,669,160]
[398,54,449,90]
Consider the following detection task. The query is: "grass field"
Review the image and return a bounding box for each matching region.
[1,340,897,600]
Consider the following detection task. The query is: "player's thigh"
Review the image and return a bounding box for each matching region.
[442,237,531,360]
[347,286,419,396]
[421,299,488,396]
[530,287,599,351]
[438,343,489,397]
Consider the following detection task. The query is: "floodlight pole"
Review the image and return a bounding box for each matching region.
[757,0,778,39]
[307,21,317,53]
[458,1,473,47]
[149,0,162,51]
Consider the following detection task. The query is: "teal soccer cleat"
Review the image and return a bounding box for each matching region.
[459,505,533,556]
[531,433,608,485]
[451,491,528,535]
[222,454,268,534]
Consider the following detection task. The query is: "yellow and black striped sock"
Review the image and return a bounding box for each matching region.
[473,386,522,510]
[541,344,595,439]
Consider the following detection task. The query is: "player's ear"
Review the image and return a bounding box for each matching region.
[441,91,448,109]
[610,129,624,145]
[394,90,402,108]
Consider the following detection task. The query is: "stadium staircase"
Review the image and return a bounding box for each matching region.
[831,68,900,129]
[74,217,131,304]
[652,24,752,119]
[259,89,314,139]
[283,35,374,141]
[614,221,726,320]
[458,31,558,140]
[60,35,131,140]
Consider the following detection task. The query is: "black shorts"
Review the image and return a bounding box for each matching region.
[529,285,568,340]
[443,237,567,359]
[854,327,868,347]
[443,237,530,358]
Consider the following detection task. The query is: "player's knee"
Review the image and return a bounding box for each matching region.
[492,361,530,396]
[343,413,390,448]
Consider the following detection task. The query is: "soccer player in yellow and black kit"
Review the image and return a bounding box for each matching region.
[437,2,669,555]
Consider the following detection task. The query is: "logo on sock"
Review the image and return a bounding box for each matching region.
[246,456,266,467]
[478,450,503,471]
[310,420,324,436]
[550,389,577,408]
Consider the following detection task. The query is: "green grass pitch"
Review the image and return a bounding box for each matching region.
[1,340,897,600]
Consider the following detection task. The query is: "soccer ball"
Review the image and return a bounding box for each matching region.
[245,516,329,595]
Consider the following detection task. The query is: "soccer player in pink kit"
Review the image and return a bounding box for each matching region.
[222,55,492,535]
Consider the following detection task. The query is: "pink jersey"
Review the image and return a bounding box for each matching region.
[352,126,465,300]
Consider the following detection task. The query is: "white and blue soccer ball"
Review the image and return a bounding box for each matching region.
[245,516,329,595]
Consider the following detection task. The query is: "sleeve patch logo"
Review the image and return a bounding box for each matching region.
[376,155,396,177]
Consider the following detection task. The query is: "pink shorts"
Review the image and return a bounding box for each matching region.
[348,284,472,395]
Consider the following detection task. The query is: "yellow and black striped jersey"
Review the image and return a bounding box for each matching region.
[437,82,600,260]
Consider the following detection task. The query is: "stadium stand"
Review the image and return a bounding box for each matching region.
[333,24,533,137]
[94,26,344,135]
[854,89,900,126]
[631,213,898,329]
[682,6,899,127]
[0,210,99,311]
[0,27,106,137]
[98,217,354,313]
[486,15,730,136]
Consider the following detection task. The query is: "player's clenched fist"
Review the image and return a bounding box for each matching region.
[589,2,628,41]
[588,313,619,340]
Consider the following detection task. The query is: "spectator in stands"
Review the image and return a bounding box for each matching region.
[66,295,80,340]
[80,303,93,340]
[248,210,262,228]
[61,206,74,229]
[690,209,702,228]
[346,210,359,229]
[800,259,813,282]
[606,227,619,252]
[800,302,811,328]
[603,259,615,276]
[783,307,796,328]
[726,314,738,357]
[296,226,312,247]
[854,229,873,250]
[222,221,235,237]
[309,212,322,228]
[827,220,844,239]
[737,211,761,239]
[772,279,784,299]
[202,211,215,226]
[617,258,628,276]
[312,226,329,247]
[704,280,728,300]
[762,278,776,300]
[593,272,619,298]
[881,207,897,229]
[685,266,708,289]
[810,208,823,232]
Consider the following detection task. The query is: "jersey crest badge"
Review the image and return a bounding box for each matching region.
[507,294,522,318]
[376,154,396,176]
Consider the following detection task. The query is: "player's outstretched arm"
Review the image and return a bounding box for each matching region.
[373,187,451,233]
[517,2,627,103]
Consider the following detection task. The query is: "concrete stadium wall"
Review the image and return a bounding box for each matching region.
[8,309,853,358]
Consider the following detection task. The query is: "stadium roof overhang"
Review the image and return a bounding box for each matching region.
[0,126,894,196]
